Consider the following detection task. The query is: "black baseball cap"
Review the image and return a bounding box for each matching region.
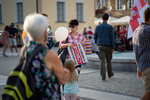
[11,23,14,26]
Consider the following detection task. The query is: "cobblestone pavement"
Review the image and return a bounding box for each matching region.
[0,46,143,100]
[78,68,143,97]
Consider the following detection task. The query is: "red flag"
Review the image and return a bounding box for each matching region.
[130,6,140,32]
[127,0,150,39]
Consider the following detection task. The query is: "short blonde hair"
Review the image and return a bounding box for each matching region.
[23,13,48,40]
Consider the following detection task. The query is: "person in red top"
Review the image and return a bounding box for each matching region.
[87,26,94,38]
[122,26,127,34]
[118,26,127,43]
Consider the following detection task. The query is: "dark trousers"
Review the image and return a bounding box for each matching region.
[48,38,53,49]
[98,45,113,79]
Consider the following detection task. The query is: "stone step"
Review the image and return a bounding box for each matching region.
[85,51,136,72]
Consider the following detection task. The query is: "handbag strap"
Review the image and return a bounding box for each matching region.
[65,37,68,43]
[57,37,68,55]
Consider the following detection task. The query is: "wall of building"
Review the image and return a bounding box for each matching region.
[40,0,95,34]
[84,0,95,32]
[0,0,95,35]
[0,0,37,30]
[1,0,15,29]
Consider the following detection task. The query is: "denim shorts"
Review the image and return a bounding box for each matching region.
[9,38,17,46]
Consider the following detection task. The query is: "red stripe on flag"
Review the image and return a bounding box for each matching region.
[73,44,83,65]
[130,20,139,32]
[130,6,140,32]
[140,0,146,7]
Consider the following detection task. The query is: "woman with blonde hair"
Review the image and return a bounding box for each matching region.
[22,30,29,45]
[64,59,81,100]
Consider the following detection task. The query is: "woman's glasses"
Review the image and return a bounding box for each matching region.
[68,25,76,28]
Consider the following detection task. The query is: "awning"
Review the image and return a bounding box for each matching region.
[109,16,130,25]
[95,16,118,25]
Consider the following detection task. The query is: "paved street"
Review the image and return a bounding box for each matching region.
[0,46,143,100]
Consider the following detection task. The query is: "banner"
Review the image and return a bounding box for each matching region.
[67,43,88,66]
[127,0,150,39]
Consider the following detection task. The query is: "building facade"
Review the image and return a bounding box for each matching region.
[95,0,150,18]
[95,0,150,31]
[0,0,95,34]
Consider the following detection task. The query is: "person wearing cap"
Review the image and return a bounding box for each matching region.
[9,23,19,56]
[47,25,54,49]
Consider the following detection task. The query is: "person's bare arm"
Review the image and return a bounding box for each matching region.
[81,41,85,51]
[60,43,74,49]
[76,67,82,71]
[45,50,70,85]
[15,32,19,37]
[111,49,114,53]
[136,62,142,78]
[137,68,142,78]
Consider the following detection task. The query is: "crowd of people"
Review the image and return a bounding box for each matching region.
[1,7,150,100]
[0,23,21,57]
[82,26,133,54]
[114,26,133,52]
[0,15,55,57]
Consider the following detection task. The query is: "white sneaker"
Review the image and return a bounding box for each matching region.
[10,53,13,56]
[13,53,16,56]
[17,52,20,56]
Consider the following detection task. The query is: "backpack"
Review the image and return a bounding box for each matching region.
[2,44,47,100]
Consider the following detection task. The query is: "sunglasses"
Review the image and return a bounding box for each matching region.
[68,25,76,28]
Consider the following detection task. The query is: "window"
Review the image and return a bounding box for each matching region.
[95,0,100,9]
[0,4,2,23]
[100,0,107,8]
[128,0,134,9]
[15,0,24,23]
[17,3,23,23]
[76,3,83,22]
[116,0,123,10]
[57,2,65,22]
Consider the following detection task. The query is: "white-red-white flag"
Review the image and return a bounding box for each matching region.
[128,0,150,39]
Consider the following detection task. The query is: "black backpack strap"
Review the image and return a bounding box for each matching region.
[27,44,47,62]
[21,44,47,72]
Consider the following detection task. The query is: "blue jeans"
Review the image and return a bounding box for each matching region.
[48,38,53,49]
